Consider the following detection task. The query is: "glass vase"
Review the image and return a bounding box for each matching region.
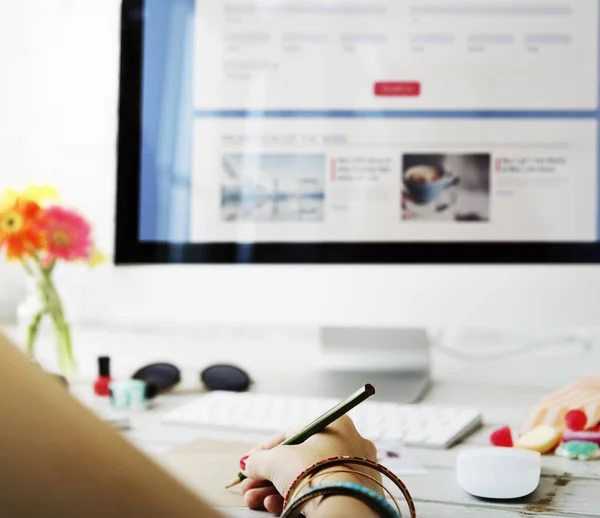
[19,269,77,379]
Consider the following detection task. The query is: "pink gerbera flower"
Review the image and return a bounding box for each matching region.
[41,206,93,263]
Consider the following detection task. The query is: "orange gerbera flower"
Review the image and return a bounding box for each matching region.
[0,198,47,261]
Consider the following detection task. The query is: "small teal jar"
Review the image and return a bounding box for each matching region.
[109,379,149,411]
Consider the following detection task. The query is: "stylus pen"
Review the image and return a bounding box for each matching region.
[225,383,376,489]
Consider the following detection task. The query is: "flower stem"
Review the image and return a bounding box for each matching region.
[45,275,76,376]
[50,310,75,376]
[22,260,35,277]
[26,310,44,358]
[45,258,57,276]
[27,260,76,377]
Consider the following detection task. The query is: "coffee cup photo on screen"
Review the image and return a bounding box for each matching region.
[401,153,491,222]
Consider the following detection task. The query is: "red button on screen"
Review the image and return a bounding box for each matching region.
[374,82,421,96]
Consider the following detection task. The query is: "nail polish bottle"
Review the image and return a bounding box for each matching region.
[94,356,112,397]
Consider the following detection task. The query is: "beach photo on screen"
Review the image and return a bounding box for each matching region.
[220,154,326,222]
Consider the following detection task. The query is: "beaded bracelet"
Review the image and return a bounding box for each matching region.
[291,467,402,517]
[281,482,400,518]
[283,456,417,518]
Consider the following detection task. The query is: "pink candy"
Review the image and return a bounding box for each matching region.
[563,428,600,446]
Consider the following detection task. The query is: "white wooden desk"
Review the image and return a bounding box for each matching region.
[83,366,599,517]
[4,325,599,517]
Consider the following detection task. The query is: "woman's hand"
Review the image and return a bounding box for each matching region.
[240,415,381,515]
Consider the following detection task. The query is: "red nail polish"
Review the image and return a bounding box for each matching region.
[239,455,249,471]
[94,356,112,397]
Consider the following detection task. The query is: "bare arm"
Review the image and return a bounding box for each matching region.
[0,332,224,518]
[313,497,380,518]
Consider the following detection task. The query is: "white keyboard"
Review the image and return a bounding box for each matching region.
[162,391,482,448]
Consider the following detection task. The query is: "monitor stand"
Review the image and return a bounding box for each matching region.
[313,327,432,404]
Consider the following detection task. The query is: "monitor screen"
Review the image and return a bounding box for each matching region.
[116,0,600,263]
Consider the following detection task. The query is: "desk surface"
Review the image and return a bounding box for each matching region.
[88,368,599,518]
[7,324,599,517]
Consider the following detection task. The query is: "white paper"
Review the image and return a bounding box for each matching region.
[376,441,428,476]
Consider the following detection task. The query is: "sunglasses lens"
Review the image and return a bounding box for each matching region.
[201,364,251,392]
[132,362,181,397]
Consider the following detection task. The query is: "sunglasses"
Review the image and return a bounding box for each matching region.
[132,362,252,398]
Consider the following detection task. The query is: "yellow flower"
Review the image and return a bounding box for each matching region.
[88,248,107,268]
[2,185,60,208]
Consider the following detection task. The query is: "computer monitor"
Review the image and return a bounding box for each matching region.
[115,0,600,401]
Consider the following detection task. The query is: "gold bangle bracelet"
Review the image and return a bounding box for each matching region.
[282,456,416,518]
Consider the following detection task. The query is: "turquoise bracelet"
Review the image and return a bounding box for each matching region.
[281,482,401,518]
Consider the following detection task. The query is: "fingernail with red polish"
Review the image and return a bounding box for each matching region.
[239,455,249,471]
